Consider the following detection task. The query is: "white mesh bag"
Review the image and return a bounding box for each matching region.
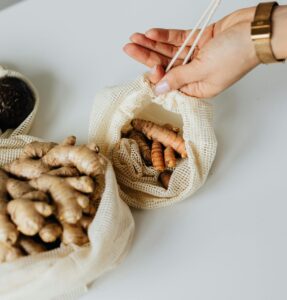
[89,75,217,209]
[0,66,135,300]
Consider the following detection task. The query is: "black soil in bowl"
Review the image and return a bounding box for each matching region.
[0,76,35,131]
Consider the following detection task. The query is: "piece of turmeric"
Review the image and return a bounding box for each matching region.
[159,171,172,189]
[131,119,187,158]
[128,130,152,164]
[151,140,165,172]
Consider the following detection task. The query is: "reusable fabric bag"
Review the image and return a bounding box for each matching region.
[0,66,135,300]
[89,75,217,209]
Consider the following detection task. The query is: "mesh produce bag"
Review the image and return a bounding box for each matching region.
[89,75,217,209]
[0,66,135,300]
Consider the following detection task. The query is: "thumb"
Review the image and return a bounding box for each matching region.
[154,62,201,95]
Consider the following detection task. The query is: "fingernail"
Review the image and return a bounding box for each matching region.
[154,80,170,95]
[149,65,157,75]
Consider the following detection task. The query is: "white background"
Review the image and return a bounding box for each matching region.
[0,0,286,299]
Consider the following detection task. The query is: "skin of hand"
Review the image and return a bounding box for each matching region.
[123,6,286,98]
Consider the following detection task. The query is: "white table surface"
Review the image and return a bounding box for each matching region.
[0,0,286,299]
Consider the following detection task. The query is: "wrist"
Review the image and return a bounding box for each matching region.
[272,5,287,60]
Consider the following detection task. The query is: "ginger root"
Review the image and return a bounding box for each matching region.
[65,176,95,194]
[0,170,8,200]
[42,136,105,177]
[7,198,53,236]
[47,166,80,177]
[30,175,89,224]
[131,119,187,158]
[6,178,34,199]
[39,221,62,243]
[19,237,46,255]
[3,159,50,179]
[80,216,93,230]
[0,242,23,263]
[21,141,57,159]
[0,136,106,263]
[0,214,19,245]
[62,223,89,246]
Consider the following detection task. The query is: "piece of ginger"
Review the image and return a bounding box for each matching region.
[21,141,57,159]
[3,158,50,179]
[65,176,95,194]
[39,221,62,243]
[30,174,89,224]
[0,214,19,245]
[19,237,46,255]
[7,198,53,236]
[6,178,34,199]
[47,166,80,177]
[42,136,105,177]
[0,242,23,263]
[62,223,89,246]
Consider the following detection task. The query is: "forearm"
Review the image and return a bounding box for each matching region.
[272,5,287,60]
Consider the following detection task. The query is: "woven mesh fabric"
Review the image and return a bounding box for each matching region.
[89,75,217,209]
[0,66,135,300]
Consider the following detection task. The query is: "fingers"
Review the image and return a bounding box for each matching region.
[154,60,204,95]
[123,43,169,67]
[145,27,214,48]
[146,65,165,84]
[145,28,191,46]
[130,33,190,59]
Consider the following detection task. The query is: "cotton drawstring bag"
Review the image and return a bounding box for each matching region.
[89,75,217,209]
[0,66,135,300]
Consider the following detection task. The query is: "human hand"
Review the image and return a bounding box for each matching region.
[124,7,261,98]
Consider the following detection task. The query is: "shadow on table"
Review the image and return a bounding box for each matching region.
[0,0,24,11]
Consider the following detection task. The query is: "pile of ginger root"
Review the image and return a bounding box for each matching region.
[122,118,187,189]
[0,136,106,264]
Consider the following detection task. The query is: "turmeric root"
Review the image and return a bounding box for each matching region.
[0,242,23,263]
[39,221,62,243]
[47,166,80,177]
[163,123,180,133]
[131,119,187,158]
[164,146,177,168]
[128,130,151,164]
[30,175,89,224]
[3,158,50,179]
[19,237,46,255]
[42,136,105,177]
[6,178,34,199]
[61,223,89,246]
[151,140,165,172]
[21,141,57,159]
[7,198,53,236]
[159,171,172,189]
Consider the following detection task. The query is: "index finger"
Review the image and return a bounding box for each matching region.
[145,26,214,48]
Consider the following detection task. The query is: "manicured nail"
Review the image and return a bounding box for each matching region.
[154,80,170,95]
[149,65,157,75]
